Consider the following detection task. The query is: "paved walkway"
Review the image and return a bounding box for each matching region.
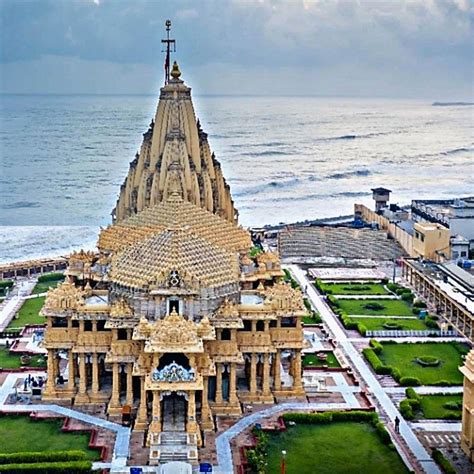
[0,372,130,472]
[335,295,398,300]
[0,280,37,331]
[411,422,462,432]
[287,264,441,474]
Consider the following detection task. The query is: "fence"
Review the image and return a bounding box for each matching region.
[365,329,458,338]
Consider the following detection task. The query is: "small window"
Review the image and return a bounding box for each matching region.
[221,328,231,340]
[118,328,128,340]
[97,320,106,331]
[241,320,252,331]
[71,320,79,328]
[84,321,93,332]
[256,320,265,332]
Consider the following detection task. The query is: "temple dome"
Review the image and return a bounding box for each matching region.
[99,194,251,255]
[109,226,240,290]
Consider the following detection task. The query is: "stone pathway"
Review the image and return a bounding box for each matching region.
[412,422,462,432]
[0,279,37,331]
[287,264,441,474]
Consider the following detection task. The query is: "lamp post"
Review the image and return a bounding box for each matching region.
[281,450,286,474]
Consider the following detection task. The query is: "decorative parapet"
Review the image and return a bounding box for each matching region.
[42,281,85,313]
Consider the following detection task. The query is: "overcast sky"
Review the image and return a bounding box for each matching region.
[0,0,472,98]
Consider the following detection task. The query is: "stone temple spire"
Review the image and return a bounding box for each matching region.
[112,27,237,224]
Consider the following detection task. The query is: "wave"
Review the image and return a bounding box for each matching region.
[327,169,371,180]
[0,201,41,210]
[241,150,294,157]
[229,141,286,149]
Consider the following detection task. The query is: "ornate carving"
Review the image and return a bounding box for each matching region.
[110,298,134,318]
[43,281,85,312]
[152,361,195,382]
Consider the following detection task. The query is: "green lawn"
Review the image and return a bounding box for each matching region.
[418,394,463,420]
[0,348,46,369]
[349,317,429,332]
[8,297,46,329]
[265,422,408,474]
[337,298,414,316]
[0,415,100,460]
[303,352,341,368]
[378,342,468,385]
[32,276,64,295]
[318,282,389,295]
[302,315,322,324]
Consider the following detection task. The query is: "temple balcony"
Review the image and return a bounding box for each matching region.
[270,327,308,349]
[43,328,78,349]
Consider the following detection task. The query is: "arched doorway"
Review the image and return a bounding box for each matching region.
[161,392,187,431]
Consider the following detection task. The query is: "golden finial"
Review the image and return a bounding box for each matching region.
[171,61,181,79]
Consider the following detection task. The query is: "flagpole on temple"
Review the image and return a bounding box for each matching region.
[162,19,176,85]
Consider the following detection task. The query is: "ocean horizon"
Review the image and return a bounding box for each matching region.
[0,94,472,263]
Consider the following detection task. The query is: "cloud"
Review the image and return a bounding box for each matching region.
[0,0,472,98]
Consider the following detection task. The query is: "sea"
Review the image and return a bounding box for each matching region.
[0,94,472,264]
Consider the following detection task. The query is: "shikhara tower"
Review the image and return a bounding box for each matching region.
[41,23,306,466]
[112,60,237,224]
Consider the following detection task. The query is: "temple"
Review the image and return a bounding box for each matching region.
[41,36,307,465]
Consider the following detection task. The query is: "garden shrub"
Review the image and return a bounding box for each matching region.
[386,282,400,292]
[363,302,385,311]
[369,339,383,354]
[0,451,87,465]
[282,412,333,424]
[405,388,420,401]
[401,292,414,303]
[399,400,415,420]
[362,348,392,375]
[432,448,456,474]
[382,322,402,330]
[413,300,427,308]
[0,460,92,473]
[37,273,64,283]
[399,376,421,387]
[442,401,462,411]
[412,307,421,316]
[442,412,461,420]
[391,368,402,383]
[425,318,439,329]
[247,426,269,474]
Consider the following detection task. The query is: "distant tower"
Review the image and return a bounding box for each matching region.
[161,19,176,85]
[371,187,391,212]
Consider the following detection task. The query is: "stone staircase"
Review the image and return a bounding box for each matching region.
[154,432,198,465]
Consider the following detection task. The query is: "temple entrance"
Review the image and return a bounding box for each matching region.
[161,393,186,431]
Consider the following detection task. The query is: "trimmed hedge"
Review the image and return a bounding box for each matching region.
[399,376,421,387]
[0,460,92,473]
[369,339,383,354]
[0,451,87,465]
[37,273,64,283]
[432,448,456,474]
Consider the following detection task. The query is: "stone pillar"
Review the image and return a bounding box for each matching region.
[274,349,281,390]
[78,354,87,394]
[150,390,161,434]
[110,362,120,407]
[215,363,223,403]
[136,376,148,430]
[201,376,213,430]
[44,349,56,394]
[187,390,197,434]
[229,363,238,404]
[293,350,303,391]
[250,353,257,394]
[126,363,133,406]
[67,350,75,391]
[91,353,99,395]
[262,353,271,395]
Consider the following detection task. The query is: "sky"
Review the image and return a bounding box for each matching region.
[0,0,472,98]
